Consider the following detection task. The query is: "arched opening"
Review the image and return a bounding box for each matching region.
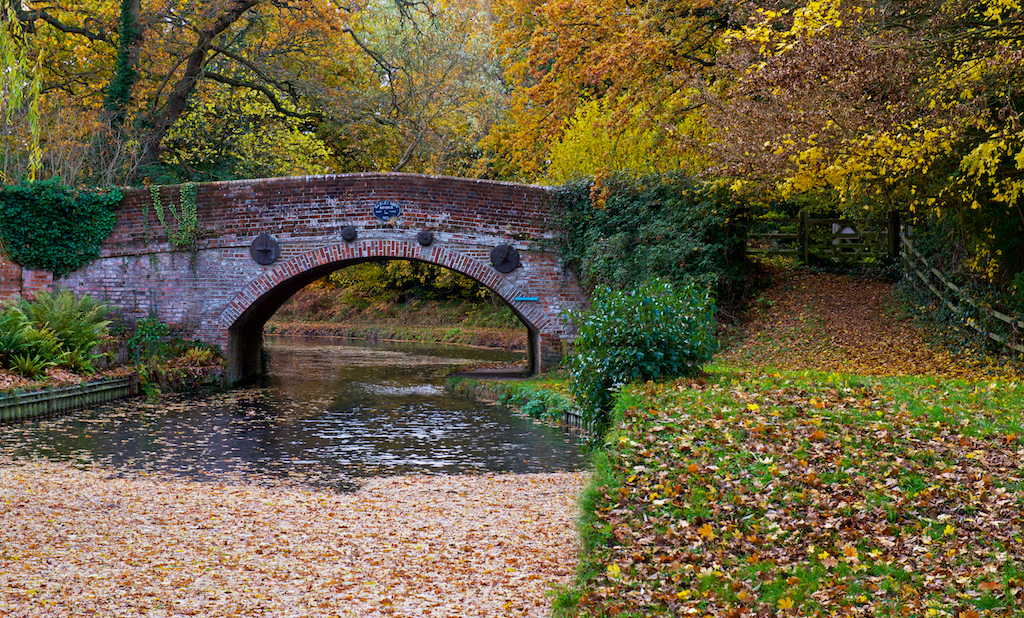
[220,242,547,383]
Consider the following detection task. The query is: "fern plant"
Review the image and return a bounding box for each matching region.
[1,290,111,377]
[15,289,110,373]
[0,307,31,365]
[9,353,53,380]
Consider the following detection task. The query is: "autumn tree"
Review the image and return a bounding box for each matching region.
[11,0,501,183]
[483,0,735,181]
[1,2,41,183]
[712,0,1024,292]
[311,0,507,175]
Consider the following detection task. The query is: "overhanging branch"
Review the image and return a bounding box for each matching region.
[204,71,322,120]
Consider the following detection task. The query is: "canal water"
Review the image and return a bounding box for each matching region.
[0,337,586,490]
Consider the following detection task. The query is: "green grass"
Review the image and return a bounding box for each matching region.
[549,364,1024,617]
[447,372,578,428]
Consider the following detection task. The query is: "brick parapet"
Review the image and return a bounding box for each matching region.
[104,173,558,258]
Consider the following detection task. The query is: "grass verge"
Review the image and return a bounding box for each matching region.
[447,373,578,428]
[556,365,1024,617]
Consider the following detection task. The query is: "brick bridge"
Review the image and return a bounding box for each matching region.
[0,173,586,383]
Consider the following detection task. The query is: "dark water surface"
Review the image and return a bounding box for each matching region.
[0,337,586,490]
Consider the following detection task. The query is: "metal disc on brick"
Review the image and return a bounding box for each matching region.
[341,226,357,242]
[489,244,520,273]
[249,233,280,265]
[417,231,433,246]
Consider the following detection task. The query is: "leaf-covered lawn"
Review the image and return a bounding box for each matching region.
[570,371,1024,617]
[558,265,1024,616]
[0,461,584,617]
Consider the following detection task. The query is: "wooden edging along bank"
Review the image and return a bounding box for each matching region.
[0,376,139,423]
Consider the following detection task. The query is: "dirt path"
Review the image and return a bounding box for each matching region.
[0,460,584,617]
[720,264,1021,379]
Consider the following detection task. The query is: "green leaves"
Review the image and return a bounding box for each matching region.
[0,290,110,377]
[556,172,749,308]
[0,180,119,277]
[567,278,717,434]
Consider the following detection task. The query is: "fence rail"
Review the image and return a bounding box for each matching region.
[749,211,901,265]
[901,236,1024,355]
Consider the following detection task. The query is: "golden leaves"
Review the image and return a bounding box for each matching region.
[0,461,585,617]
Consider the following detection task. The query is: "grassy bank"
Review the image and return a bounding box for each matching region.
[448,373,578,428]
[556,367,1023,617]
[268,321,526,351]
[539,263,1024,617]
[268,286,527,351]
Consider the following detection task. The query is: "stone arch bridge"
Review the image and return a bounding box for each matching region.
[3,174,586,382]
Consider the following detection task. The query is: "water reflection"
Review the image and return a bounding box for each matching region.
[0,337,586,490]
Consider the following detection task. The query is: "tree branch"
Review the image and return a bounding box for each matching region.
[143,0,261,164]
[17,8,110,43]
[210,45,301,99]
[204,71,322,120]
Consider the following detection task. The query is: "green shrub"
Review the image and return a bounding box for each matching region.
[556,172,751,309]
[498,383,575,425]
[9,353,53,380]
[16,290,110,367]
[0,290,111,377]
[19,325,64,364]
[567,279,717,434]
[127,316,170,364]
[0,308,31,365]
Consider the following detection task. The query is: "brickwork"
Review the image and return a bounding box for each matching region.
[20,269,52,300]
[56,173,585,382]
[0,256,21,299]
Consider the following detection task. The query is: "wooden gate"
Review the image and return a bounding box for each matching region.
[748,211,901,265]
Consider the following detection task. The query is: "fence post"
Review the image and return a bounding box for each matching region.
[800,210,809,264]
[888,211,900,261]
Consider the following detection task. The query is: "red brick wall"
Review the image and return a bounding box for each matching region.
[0,255,21,300]
[21,269,53,300]
[58,173,585,382]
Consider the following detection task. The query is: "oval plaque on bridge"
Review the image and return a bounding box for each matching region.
[372,200,401,221]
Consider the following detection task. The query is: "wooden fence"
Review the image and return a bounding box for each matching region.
[749,211,901,265]
[901,236,1024,355]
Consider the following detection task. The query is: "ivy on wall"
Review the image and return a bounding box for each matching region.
[146,182,201,249]
[555,172,750,306]
[0,180,120,277]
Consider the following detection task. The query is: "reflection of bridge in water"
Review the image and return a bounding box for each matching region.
[34,173,585,382]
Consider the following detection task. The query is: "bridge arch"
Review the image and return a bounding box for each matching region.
[221,240,551,379]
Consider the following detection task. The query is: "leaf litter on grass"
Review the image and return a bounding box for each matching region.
[570,264,1024,617]
[577,374,1024,617]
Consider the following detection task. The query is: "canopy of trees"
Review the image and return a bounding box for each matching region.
[3,0,503,183]
[489,0,1023,302]
[1,0,1021,304]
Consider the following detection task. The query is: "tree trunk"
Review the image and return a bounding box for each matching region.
[141,0,260,166]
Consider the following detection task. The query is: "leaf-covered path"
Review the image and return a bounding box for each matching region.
[720,264,1021,380]
[0,460,584,617]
